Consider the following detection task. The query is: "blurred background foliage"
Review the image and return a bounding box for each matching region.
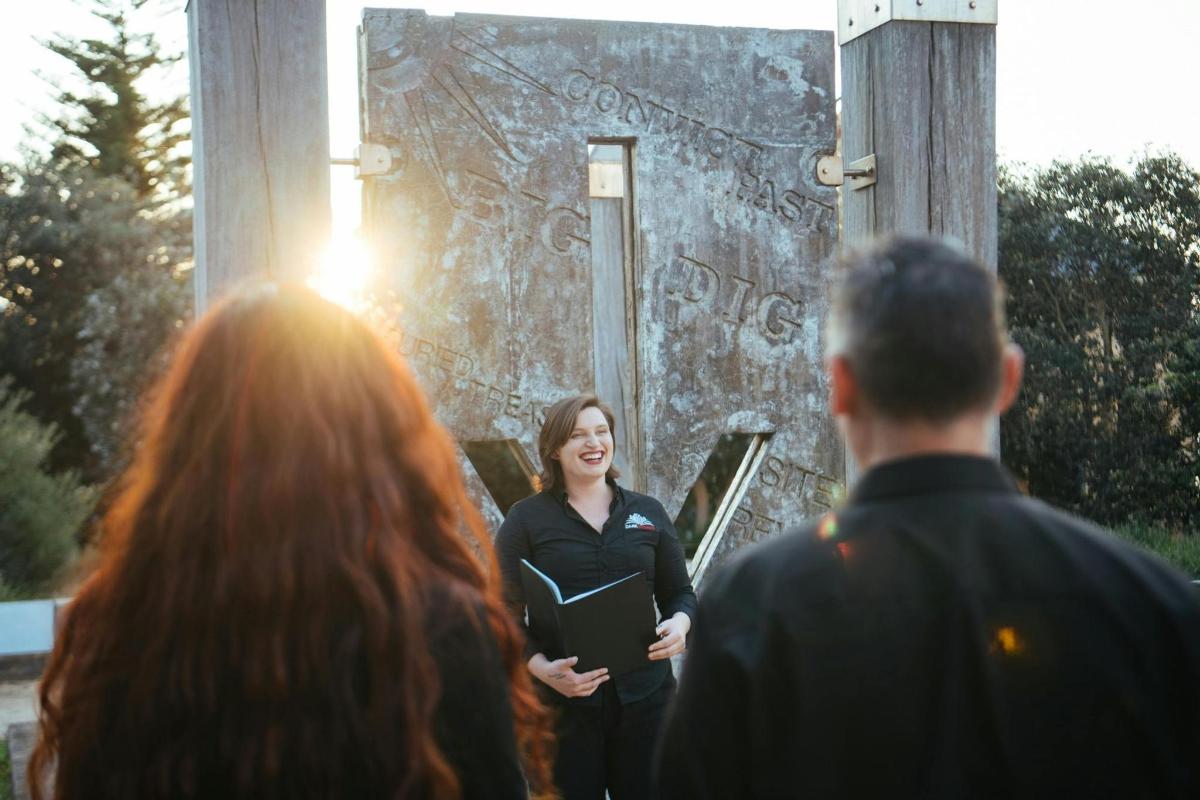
[0,378,95,598]
[999,154,1200,574]
[1,1,188,597]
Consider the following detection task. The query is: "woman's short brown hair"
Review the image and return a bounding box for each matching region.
[536,395,620,493]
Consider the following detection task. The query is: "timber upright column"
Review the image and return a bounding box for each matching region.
[186,0,332,310]
[836,0,999,469]
[838,0,998,265]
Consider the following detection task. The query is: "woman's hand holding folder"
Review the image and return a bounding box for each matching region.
[528,653,611,698]
[647,611,691,661]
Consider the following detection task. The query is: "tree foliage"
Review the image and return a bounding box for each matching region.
[999,153,1200,531]
[71,262,189,471]
[0,162,189,480]
[0,0,190,483]
[0,377,95,597]
[41,0,189,199]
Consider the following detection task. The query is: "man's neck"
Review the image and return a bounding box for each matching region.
[849,412,993,472]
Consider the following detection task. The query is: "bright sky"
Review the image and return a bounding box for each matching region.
[1,0,1198,241]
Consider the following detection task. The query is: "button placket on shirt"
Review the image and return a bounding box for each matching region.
[561,499,611,578]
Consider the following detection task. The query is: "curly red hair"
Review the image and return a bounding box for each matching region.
[29,285,553,799]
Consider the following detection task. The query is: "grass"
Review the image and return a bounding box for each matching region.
[1109,523,1200,580]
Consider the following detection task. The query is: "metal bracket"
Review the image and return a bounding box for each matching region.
[330,143,393,178]
[816,154,877,191]
[838,0,998,45]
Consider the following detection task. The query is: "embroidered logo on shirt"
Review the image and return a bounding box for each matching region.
[624,513,656,531]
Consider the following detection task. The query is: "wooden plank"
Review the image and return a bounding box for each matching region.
[689,433,771,585]
[839,34,874,251]
[841,19,995,260]
[931,23,997,269]
[590,195,639,486]
[872,22,933,236]
[187,0,331,310]
[842,23,937,250]
[839,16,998,465]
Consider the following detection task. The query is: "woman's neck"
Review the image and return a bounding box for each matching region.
[564,474,611,506]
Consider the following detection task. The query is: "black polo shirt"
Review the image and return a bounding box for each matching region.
[656,454,1200,798]
[496,481,698,706]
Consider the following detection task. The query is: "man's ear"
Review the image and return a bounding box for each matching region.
[994,344,1025,415]
[829,355,858,417]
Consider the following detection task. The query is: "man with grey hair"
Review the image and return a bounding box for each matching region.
[654,236,1200,798]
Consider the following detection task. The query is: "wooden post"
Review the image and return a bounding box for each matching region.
[589,144,642,489]
[838,0,999,470]
[839,2,997,261]
[187,0,332,311]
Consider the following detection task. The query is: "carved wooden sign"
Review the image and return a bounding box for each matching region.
[360,10,841,578]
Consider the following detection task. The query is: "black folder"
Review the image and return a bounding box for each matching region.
[519,559,657,675]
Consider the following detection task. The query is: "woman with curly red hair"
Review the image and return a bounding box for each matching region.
[29,285,553,800]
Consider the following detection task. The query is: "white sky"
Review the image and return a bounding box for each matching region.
[1,0,1198,238]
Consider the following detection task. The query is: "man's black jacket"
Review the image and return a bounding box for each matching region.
[655,455,1200,798]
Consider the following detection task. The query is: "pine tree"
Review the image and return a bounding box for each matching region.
[41,0,189,199]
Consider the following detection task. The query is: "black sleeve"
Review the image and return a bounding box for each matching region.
[652,501,698,623]
[653,577,752,799]
[494,506,548,660]
[429,602,528,800]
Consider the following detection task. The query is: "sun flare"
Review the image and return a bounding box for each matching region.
[308,232,374,312]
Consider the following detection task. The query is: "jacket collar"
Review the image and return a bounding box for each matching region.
[850,454,1019,504]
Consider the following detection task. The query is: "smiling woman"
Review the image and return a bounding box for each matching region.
[495,394,697,800]
[307,231,375,311]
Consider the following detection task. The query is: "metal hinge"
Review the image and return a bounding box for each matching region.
[817,154,877,191]
[838,0,998,45]
[330,143,393,178]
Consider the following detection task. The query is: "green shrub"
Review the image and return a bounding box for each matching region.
[0,579,23,603]
[0,737,11,800]
[0,376,95,596]
[1109,522,1200,579]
